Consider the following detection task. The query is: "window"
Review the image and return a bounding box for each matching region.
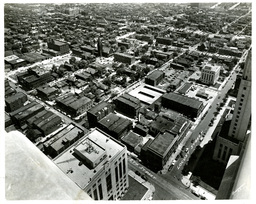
[241,94,245,98]
[98,184,103,200]
[106,174,112,192]
[123,159,126,175]
[93,189,98,200]
[119,162,122,178]
[243,87,246,90]
[234,123,237,127]
[115,166,119,183]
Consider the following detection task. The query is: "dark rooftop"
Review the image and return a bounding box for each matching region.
[163,92,203,110]
[146,70,164,81]
[148,131,177,157]
[121,131,142,148]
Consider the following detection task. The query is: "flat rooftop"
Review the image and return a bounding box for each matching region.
[202,64,221,72]
[54,128,125,189]
[5,131,91,200]
[148,131,178,157]
[163,92,203,110]
[44,123,84,152]
[129,83,166,105]
[146,70,164,80]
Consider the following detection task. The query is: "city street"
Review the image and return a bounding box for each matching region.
[128,158,199,200]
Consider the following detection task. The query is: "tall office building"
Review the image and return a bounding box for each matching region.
[213,48,251,164]
[228,49,251,140]
[54,128,129,200]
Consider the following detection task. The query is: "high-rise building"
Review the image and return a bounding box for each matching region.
[213,48,251,164]
[228,49,251,140]
[53,128,129,200]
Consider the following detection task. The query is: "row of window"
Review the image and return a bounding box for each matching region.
[217,143,233,162]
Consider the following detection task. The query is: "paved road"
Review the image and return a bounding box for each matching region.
[167,49,248,178]
[128,158,199,200]
[7,80,87,133]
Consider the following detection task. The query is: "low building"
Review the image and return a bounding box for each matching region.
[145,70,165,86]
[140,131,179,171]
[121,131,143,152]
[114,93,141,118]
[5,92,27,112]
[118,41,130,49]
[169,78,182,90]
[53,128,129,200]
[156,37,172,45]
[43,123,85,158]
[9,101,44,128]
[97,113,132,140]
[5,80,16,97]
[36,85,59,100]
[47,39,70,55]
[162,92,204,119]
[56,93,93,116]
[114,53,135,65]
[87,102,114,128]
[4,55,27,69]
[16,68,54,90]
[27,109,62,136]
[129,83,165,109]
[178,83,193,95]
[200,63,221,85]
[133,123,149,137]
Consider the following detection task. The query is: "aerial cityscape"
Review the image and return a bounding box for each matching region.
[4,2,251,200]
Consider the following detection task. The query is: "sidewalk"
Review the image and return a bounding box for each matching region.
[181,173,216,200]
[128,170,155,200]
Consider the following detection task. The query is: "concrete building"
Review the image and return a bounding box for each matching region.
[162,92,204,119]
[53,128,129,200]
[5,131,91,200]
[200,64,221,85]
[5,79,16,98]
[56,93,93,116]
[5,92,27,112]
[87,101,114,128]
[47,39,70,55]
[97,113,132,140]
[145,70,165,86]
[216,133,251,199]
[114,93,141,118]
[43,123,85,158]
[140,131,179,171]
[213,48,251,164]
[129,83,165,108]
[114,53,135,65]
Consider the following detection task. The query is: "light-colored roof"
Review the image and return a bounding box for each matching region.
[129,83,165,105]
[5,131,91,200]
[54,128,125,189]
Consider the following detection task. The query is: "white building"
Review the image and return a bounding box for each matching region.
[200,64,220,85]
[54,128,129,200]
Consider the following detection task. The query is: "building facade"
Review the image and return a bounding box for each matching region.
[53,128,129,200]
[200,64,220,85]
[87,102,114,128]
[5,92,27,112]
[47,39,70,55]
[213,48,251,164]
[114,93,141,118]
[162,92,204,119]
[145,70,165,86]
[114,53,135,65]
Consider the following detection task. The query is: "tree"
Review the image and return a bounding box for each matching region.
[120,45,126,53]
[69,56,76,64]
